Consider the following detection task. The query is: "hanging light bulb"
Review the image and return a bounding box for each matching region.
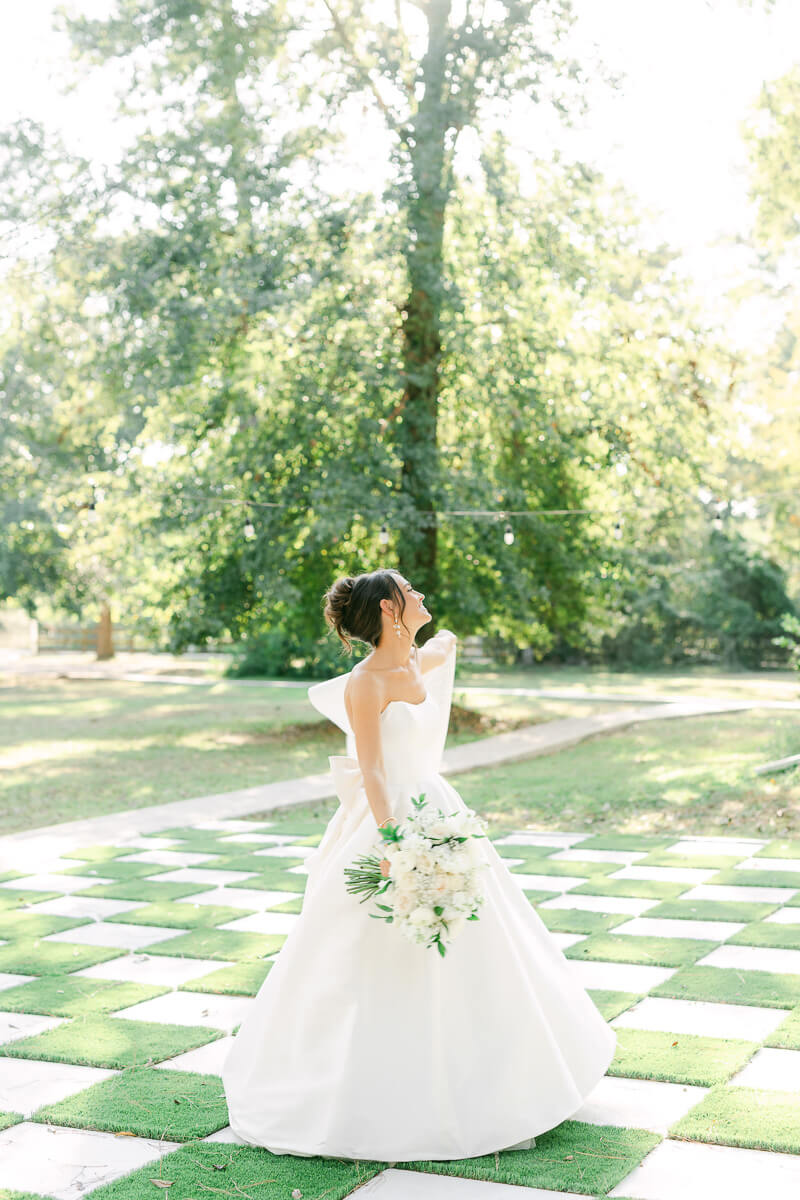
[243,509,256,540]
[503,522,514,545]
[613,521,623,539]
[378,523,389,545]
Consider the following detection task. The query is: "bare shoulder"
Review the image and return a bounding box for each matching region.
[344,664,384,724]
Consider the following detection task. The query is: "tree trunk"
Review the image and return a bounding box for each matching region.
[398,0,451,638]
[96,601,114,660]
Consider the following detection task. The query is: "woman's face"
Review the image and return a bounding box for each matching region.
[391,573,431,631]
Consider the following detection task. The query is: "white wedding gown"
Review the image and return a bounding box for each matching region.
[222,640,617,1161]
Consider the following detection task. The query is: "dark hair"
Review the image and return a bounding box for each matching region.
[323,568,411,655]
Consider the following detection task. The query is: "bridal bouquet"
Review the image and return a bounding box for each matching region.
[343,795,490,956]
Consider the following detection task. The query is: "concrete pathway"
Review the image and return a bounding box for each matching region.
[0,694,765,870]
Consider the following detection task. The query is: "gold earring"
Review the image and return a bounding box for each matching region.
[393,614,401,637]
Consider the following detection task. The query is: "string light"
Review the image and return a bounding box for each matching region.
[503,522,514,545]
[378,523,390,545]
[243,506,256,540]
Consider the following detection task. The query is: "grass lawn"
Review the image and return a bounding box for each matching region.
[0,675,637,835]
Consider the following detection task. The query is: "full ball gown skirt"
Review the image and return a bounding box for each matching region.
[221,641,617,1160]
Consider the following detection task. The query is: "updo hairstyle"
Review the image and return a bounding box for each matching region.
[323,568,410,655]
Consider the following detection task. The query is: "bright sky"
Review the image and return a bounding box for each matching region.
[3,0,798,350]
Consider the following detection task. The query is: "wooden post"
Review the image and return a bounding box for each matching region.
[96,601,114,660]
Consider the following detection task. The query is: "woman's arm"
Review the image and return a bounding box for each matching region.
[418,628,457,674]
[344,672,395,829]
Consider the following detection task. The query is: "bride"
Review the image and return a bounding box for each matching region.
[221,567,617,1161]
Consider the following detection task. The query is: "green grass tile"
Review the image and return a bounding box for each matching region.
[0,912,92,941]
[0,871,25,883]
[725,922,800,950]
[227,872,307,895]
[0,940,125,976]
[0,1192,52,1200]
[764,1006,800,1049]
[396,1122,660,1194]
[709,867,800,888]
[608,1027,758,1086]
[0,976,170,1017]
[61,861,160,881]
[576,834,674,851]
[0,1016,223,1068]
[179,960,274,996]
[650,964,800,1008]
[0,890,62,909]
[564,933,716,968]
[85,1140,384,1200]
[570,878,687,900]
[264,894,305,914]
[105,901,256,930]
[0,1111,23,1133]
[669,1083,800,1154]
[32,1066,228,1142]
[646,898,780,922]
[534,907,629,935]
[634,852,749,869]
[203,853,307,873]
[61,846,134,863]
[495,845,562,863]
[522,890,563,906]
[138,928,285,961]
[586,989,648,1022]
[756,840,800,859]
[74,880,210,903]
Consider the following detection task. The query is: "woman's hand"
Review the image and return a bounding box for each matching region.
[379,857,391,878]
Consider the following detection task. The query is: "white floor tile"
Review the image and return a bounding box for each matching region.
[729,1046,800,1091]
[736,857,800,873]
[175,887,294,911]
[0,873,114,894]
[572,1074,708,1134]
[113,990,252,1032]
[609,865,717,885]
[540,893,660,917]
[507,872,589,893]
[217,911,298,935]
[0,1057,117,1116]
[44,922,187,951]
[117,849,221,868]
[696,943,800,975]
[611,916,745,941]
[662,838,767,858]
[117,837,180,851]
[765,908,800,925]
[203,1125,250,1142]
[682,883,799,904]
[611,996,787,1041]
[253,845,315,858]
[0,1121,180,1200]
[218,832,304,845]
[566,960,677,993]
[22,896,143,920]
[0,1010,65,1045]
[608,1138,800,1200]
[75,953,236,987]
[549,849,649,866]
[157,1035,236,1074]
[148,867,258,885]
[0,972,36,990]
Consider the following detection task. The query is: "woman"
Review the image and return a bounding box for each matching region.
[221,567,617,1161]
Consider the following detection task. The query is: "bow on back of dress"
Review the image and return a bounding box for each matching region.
[306,639,457,816]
